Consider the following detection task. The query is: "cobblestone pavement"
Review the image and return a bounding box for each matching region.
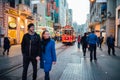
[0,43,120,80]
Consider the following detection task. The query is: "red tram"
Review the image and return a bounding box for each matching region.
[61,25,76,45]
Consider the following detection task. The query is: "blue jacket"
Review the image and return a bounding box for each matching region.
[87,33,98,45]
[40,39,56,72]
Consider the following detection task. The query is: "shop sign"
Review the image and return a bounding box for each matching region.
[18,4,31,16]
[5,8,19,16]
[47,2,51,16]
[96,0,107,3]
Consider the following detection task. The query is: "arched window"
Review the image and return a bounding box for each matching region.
[118,9,120,19]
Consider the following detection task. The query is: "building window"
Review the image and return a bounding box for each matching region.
[33,4,37,14]
[118,10,120,19]
[19,0,22,4]
[24,0,30,6]
[8,0,15,8]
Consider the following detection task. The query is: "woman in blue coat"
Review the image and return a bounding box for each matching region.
[40,30,57,80]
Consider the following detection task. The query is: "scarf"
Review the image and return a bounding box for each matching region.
[42,38,50,53]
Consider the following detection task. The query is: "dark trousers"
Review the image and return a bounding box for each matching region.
[89,44,97,60]
[45,72,50,80]
[108,45,115,55]
[78,42,80,49]
[3,48,9,55]
[22,56,37,80]
[82,44,87,56]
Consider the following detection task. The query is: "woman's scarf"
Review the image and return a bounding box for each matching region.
[42,38,50,53]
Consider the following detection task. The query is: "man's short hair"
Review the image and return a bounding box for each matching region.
[28,23,34,30]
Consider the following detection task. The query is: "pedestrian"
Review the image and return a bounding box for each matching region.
[107,34,116,56]
[21,23,41,80]
[81,33,88,57]
[3,37,10,55]
[87,31,98,61]
[40,30,56,80]
[98,36,104,49]
[77,35,81,49]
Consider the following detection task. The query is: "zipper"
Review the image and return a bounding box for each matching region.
[29,40,31,56]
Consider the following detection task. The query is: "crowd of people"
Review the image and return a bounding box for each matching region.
[77,31,116,61]
[2,23,116,80]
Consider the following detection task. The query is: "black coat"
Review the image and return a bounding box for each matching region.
[21,33,41,58]
[107,37,115,46]
[81,36,88,46]
[3,37,10,49]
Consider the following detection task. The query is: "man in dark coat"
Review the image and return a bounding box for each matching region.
[81,33,88,57]
[3,37,10,55]
[107,35,116,56]
[21,23,41,80]
[98,36,104,49]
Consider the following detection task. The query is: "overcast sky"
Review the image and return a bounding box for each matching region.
[67,0,90,25]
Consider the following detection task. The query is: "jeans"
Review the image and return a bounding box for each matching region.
[82,44,87,56]
[89,44,97,60]
[22,56,37,80]
[45,72,50,80]
[78,42,80,49]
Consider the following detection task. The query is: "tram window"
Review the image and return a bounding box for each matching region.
[64,30,71,35]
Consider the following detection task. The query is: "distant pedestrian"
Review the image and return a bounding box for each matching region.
[21,23,41,80]
[98,36,104,49]
[81,33,88,57]
[3,37,10,55]
[87,31,98,61]
[40,30,56,80]
[107,35,116,56]
[77,35,81,49]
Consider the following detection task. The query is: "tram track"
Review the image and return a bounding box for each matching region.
[0,44,69,79]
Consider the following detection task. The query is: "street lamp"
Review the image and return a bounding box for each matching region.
[89,0,96,3]
[41,0,45,3]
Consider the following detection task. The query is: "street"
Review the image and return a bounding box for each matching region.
[0,42,120,80]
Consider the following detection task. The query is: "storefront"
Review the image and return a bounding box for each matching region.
[3,3,34,45]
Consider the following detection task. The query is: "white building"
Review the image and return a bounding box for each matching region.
[31,0,47,29]
[68,9,73,26]
[73,22,78,33]
[59,0,67,27]
[86,14,90,32]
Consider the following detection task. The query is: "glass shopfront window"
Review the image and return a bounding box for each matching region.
[8,16,17,45]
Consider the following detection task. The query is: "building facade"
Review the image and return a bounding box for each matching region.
[59,0,67,27]
[116,0,120,47]
[68,9,73,26]
[89,0,107,40]
[31,0,47,35]
[0,0,34,45]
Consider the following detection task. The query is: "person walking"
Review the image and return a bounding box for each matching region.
[77,35,81,49]
[98,36,104,49]
[3,37,10,55]
[81,33,88,57]
[40,30,56,80]
[21,23,41,80]
[87,31,98,61]
[107,35,116,56]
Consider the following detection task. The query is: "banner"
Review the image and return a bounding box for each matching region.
[96,0,107,3]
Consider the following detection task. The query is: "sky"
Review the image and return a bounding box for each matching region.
[67,0,90,25]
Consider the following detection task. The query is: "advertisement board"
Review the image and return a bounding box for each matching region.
[96,0,107,3]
